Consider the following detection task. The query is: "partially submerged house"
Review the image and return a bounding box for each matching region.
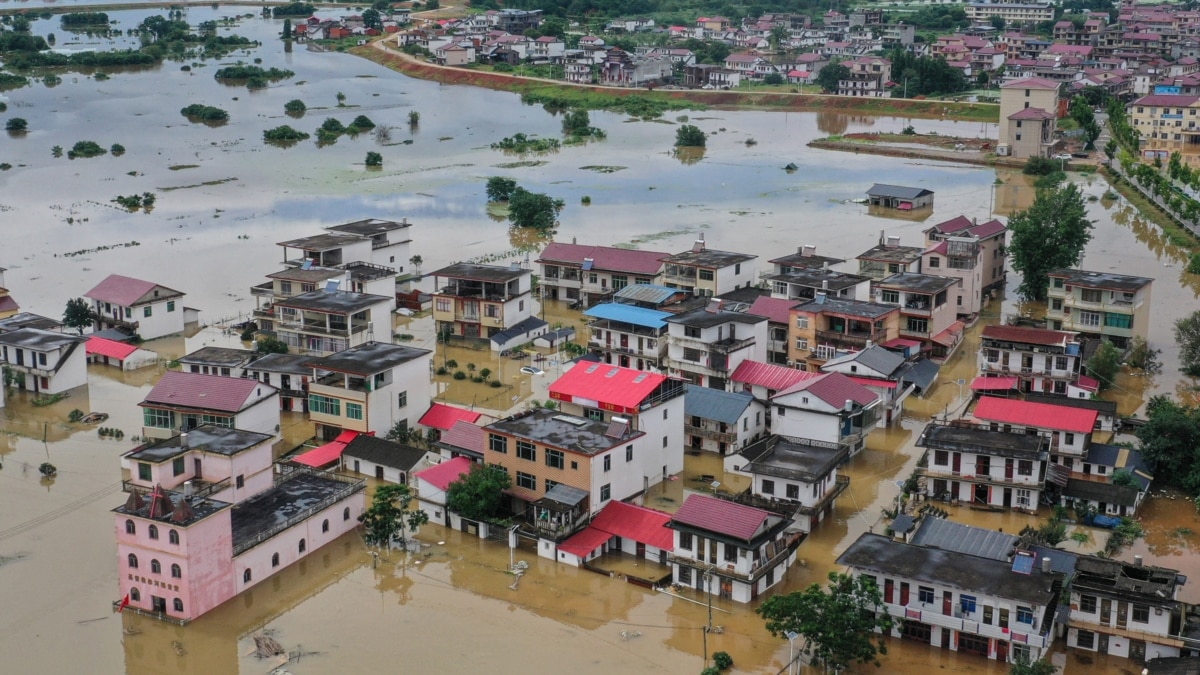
[865,184,935,211]
[725,434,850,532]
[430,263,544,350]
[340,434,431,484]
[536,242,667,306]
[0,328,87,395]
[917,422,1050,511]
[86,336,157,371]
[664,300,767,389]
[85,274,195,340]
[556,500,674,569]
[683,384,766,455]
[1067,556,1188,661]
[305,342,432,441]
[139,371,279,441]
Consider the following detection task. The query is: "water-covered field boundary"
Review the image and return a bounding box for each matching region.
[807,139,1026,168]
[351,44,1000,123]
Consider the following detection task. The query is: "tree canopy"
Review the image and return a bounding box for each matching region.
[815,63,849,94]
[486,176,517,202]
[888,48,969,97]
[359,484,428,548]
[1010,656,1058,675]
[1086,340,1121,391]
[62,297,93,334]
[757,571,894,672]
[508,188,564,230]
[1136,396,1200,493]
[675,124,706,148]
[446,464,511,522]
[1007,182,1093,301]
[1175,309,1200,377]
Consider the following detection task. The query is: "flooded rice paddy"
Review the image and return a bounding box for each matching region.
[1,7,1200,674]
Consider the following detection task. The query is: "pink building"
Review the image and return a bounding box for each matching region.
[113,425,365,623]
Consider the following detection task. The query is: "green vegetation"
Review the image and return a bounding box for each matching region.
[112,192,156,211]
[365,151,382,167]
[1086,340,1121,391]
[758,572,893,672]
[561,109,605,143]
[520,89,695,119]
[61,12,110,28]
[509,188,564,231]
[486,176,517,203]
[446,464,511,523]
[263,125,310,145]
[62,297,93,334]
[360,484,428,549]
[1007,183,1093,301]
[254,335,289,354]
[887,49,968,97]
[815,63,850,94]
[284,98,307,116]
[0,73,27,88]
[1069,96,1101,150]
[408,110,420,127]
[5,117,27,132]
[1176,310,1200,377]
[180,103,229,123]
[272,2,315,17]
[1010,656,1058,675]
[491,133,560,154]
[4,49,156,70]
[349,115,376,132]
[67,141,107,159]
[674,124,706,148]
[1137,396,1200,492]
[214,65,294,89]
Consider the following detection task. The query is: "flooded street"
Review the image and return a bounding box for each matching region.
[2,7,1200,674]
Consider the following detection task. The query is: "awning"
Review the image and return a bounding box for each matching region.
[292,430,368,468]
[87,336,138,360]
[1046,463,1071,487]
[558,526,613,557]
[533,483,589,511]
[931,321,965,348]
[971,376,1019,391]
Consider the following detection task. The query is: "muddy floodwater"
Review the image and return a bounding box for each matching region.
[3,7,1200,675]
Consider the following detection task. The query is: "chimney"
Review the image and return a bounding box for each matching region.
[1041,557,1052,574]
[402,217,409,225]
[879,229,886,245]
[1135,555,1144,567]
[572,236,577,245]
[802,244,816,257]
[972,217,977,226]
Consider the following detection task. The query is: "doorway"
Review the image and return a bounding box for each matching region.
[375,465,384,480]
[194,458,202,479]
[151,596,167,613]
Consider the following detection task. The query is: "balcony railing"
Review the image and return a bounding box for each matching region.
[684,424,737,445]
[122,477,231,501]
[709,336,756,354]
[250,282,275,298]
[716,475,849,517]
[816,329,881,348]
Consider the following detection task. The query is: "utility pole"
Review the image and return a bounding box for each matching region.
[701,566,715,668]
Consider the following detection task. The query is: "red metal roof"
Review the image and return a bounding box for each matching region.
[537,242,668,276]
[590,501,674,551]
[671,494,772,542]
[84,274,175,307]
[441,420,484,454]
[558,526,613,557]
[413,456,473,491]
[1001,77,1061,90]
[1075,375,1100,392]
[776,372,877,407]
[970,376,1019,391]
[731,360,819,392]
[982,325,1075,347]
[747,296,798,324]
[880,338,922,349]
[848,376,897,390]
[974,396,1098,434]
[87,336,139,360]
[548,363,667,414]
[419,402,482,431]
[931,321,965,348]
[142,371,270,413]
[293,430,363,468]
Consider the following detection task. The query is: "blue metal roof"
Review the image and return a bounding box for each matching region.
[683,384,754,425]
[613,284,680,306]
[584,303,671,329]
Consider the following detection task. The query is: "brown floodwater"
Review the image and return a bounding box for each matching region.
[2,7,1200,674]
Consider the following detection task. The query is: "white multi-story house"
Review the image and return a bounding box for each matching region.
[724,434,850,533]
[1046,269,1153,350]
[918,422,1049,511]
[139,371,280,441]
[121,425,276,505]
[978,325,1083,395]
[178,347,258,379]
[972,395,1098,465]
[305,342,432,442]
[820,345,925,425]
[683,384,766,455]
[838,532,1061,664]
[243,353,314,413]
[874,273,963,358]
[923,215,1008,316]
[660,238,758,297]
[537,242,667,306]
[584,303,670,372]
[431,263,545,351]
[0,328,87,395]
[665,301,767,390]
[277,218,412,271]
[856,234,925,280]
[268,289,393,355]
[667,493,802,603]
[770,372,880,456]
[1067,556,1188,662]
[765,267,873,303]
[85,274,192,340]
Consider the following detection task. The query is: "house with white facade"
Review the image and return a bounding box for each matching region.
[1046,269,1153,350]
[725,434,850,533]
[584,303,671,372]
[0,328,87,395]
[1067,556,1188,662]
[305,342,432,442]
[730,359,820,402]
[820,345,929,425]
[918,423,1049,511]
[244,353,313,413]
[178,347,259,379]
[412,456,472,526]
[667,493,803,603]
[765,267,873,303]
[923,215,1008,316]
[85,274,192,340]
[431,263,544,350]
[977,325,1083,395]
[874,272,964,359]
[972,396,1098,466]
[139,371,280,441]
[555,500,674,568]
[340,435,431,484]
[277,218,412,272]
[770,372,880,456]
[660,238,758,297]
[856,234,925,280]
[665,300,767,390]
[267,288,393,356]
[684,384,766,455]
[537,242,667,306]
[838,532,1061,664]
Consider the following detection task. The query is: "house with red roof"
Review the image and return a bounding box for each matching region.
[419,402,483,435]
[922,215,1008,316]
[978,325,1083,396]
[536,241,669,307]
[746,296,798,365]
[730,359,820,401]
[139,371,280,441]
[666,493,802,602]
[0,267,18,321]
[998,77,1060,158]
[84,273,192,340]
[412,456,473,526]
[87,335,157,370]
[770,372,880,455]
[556,500,674,570]
[972,395,1099,459]
[436,419,486,462]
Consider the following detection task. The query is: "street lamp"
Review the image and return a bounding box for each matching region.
[785,630,800,675]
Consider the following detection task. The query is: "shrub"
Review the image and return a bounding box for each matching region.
[365,151,382,167]
[675,124,706,148]
[67,141,106,159]
[180,103,229,123]
[5,117,28,132]
[1022,156,1057,176]
[284,99,307,116]
[110,143,125,156]
[712,652,733,670]
[452,371,467,380]
[350,115,376,131]
[263,125,310,144]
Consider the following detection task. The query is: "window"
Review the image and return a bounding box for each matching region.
[346,403,363,420]
[144,306,152,318]
[795,338,808,351]
[489,434,508,454]
[626,445,634,462]
[171,564,182,579]
[934,450,948,466]
[344,507,351,521]
[172,457,185,476]
[1064,432,1076,445]
[516,441,536,462]
[272,553,280,568]
[603,455,611,472]
[1133,604,1150,623]
[678,566,692,585]
[298,539,306,553]
[130,588,141,602]
[678,531,693,550]
[308,394,341,416]
[880,290,899,304]
[544,479,559,492]
[927,257,940,268]
[167,301,175,312]
[1053,277,1064,288]
[201,414,233,428]
[786,483,799,500]
[436,299,451,313]
[125,520,136,535]
[1077,311,1101,327]
[906,317,928,334]
[1018,460,1033,476]
[173,598,184,613]
[150,559,161,574]
[236,475,245,489]
[584,408,604,421]
[698,269,715,281]
[169,529,179,545]
[734,263,742,275]
[546,449,564,469]
[960,594,977,614]
[1076,629,1095,649]
[128,553,139,569]
[1080,288,1102,303]
[762,479,775,495]
[137,462,152,481]
[683,347,703,362]
[516,471,537,490]
[724,543,738,562]
[571,461,578,470]
[37,352,46,366]
[663,408,669,420]
[322,519,330,533]
[918,586,935,605]
[125,308,132,318]
[397,391,407,408]
[1105,313,1132,329]
[244,569,252,583]
[600,484,611,501]
[148,524,159,540]
[1055,356,1068,370]
[683,326,701,338]
[1016,606,1034,625]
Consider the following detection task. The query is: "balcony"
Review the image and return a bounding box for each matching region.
[816,329,882,348]
[899,328,930,340]
[667,533,803,584]
[122,477,230,501]
[709,336,756,354]
[438,285,516,303]
[882,603,1048,648]
[276,319,370,338]
[250,282,275,298]
[717,475,850,517]
[921,466,1041,488]
[684,424,737,445]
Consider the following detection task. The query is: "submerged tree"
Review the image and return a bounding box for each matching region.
[1010,656,1058,675]
[359,484,428,550]
[446,464,511,522]
[508,188,564,231]
[1087,340,1122,391]
[485,176,517,203]
[62,297,93,334]
[675,124,706,148]
[1007,182,1093,301]
[1175,309,1200,377]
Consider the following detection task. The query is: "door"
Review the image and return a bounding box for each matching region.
[375,465,384,480]
[637,542,646,559]
[720,579,733,599]
[1003,488,1012,508]
[996,640,1009,663]
[1116,601,1128,629]
[952,452,961,473]
[1005,459,1014,481]
[941,629,952,649]
[1100,598,1112,625]
[885,579,895,604]
[1130,640,1146,661]
[942,591,953,616]
[1098,634,1109,654]
[152,596,167,613]
[899,582,910,606]
[194,458,202,479]
[354,460,360,473]
[974,483,990,505]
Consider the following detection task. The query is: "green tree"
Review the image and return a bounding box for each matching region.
[1070,97,1101,150]
[284,99,307,115]
[989,15,1007,31]
[1007,182,1093,301]
[1087,340,1121,391]
[409,254,423,271]
[62,297,93,334]
[675,124,706,148]
[282,18,292,39]
[5,117,28,132]
[815,63,850,94]
[508,188,564,230]
[561,109,591,136]
[769,23,790,50]
[757,572,894,672]
[359,484,429,549]
[763,72,784,85]
[485,176,518,202]
[1175,309,1200,377]
[446,464,511,522]
[1137,396,1200,492]
[365,151,382,167]
[362,8,382,30]
[254,335,289,354]
[1010,656,1057,675]
[408,110,420,127]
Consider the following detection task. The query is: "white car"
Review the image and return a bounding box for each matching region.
[1053,153,1073,161]
[520,366,544,376]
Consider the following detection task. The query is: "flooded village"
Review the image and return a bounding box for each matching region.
[5,2,1200,675]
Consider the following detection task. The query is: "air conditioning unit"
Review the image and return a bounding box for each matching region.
[786,360,795,366]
